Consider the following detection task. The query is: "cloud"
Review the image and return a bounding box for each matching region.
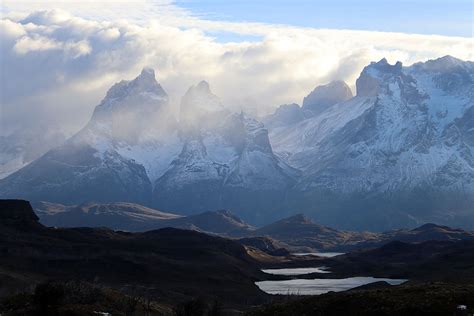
[13,34,91,58]
[0,4,473,139]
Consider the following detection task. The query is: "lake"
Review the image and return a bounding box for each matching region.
[293,252,345,257]
[256,276,407,295]
[262,267,330,275]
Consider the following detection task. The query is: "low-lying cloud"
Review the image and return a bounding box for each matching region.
[0,4,473,139]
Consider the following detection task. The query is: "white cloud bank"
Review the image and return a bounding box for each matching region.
[0,3,473,137]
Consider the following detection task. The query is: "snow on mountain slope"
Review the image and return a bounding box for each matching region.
[263,80,353,132]
[297,56,473,191]
[180,80,224,121]
[75,67,183,183]
[0,141,153,205]
[154,84,236,194]
[115,137,183,183]
[0,68,179,205]
[66,68,182,178]
[302,80,353,116]
[224,113,298,190]
[262,103,306,130]
[156,137,229,190]
[1,56,472,229]
[267,55,474,230]
[0,154,27,180]
[0,71,296,223]
[153,85,298,219]
[0,129,65,179]
[269,96,376,170]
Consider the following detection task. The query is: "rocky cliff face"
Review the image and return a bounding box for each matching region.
[153,110,297,220]
[302,80,353,115]
[267,56,474,230]
[262,103,306,129]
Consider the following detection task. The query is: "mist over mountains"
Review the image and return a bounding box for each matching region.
[0,55,472,231]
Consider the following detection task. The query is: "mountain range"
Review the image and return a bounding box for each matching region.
[0,56,472,230]
[34,201,474,254]
[249,213,474,252]
[266,55,474,230]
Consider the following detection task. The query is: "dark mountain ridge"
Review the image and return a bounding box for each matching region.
[0,200,269,307]
[250,213,474,252]
[34,201,474,252]
[34,201,255,236]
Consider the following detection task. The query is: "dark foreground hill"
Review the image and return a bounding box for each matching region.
[328,239,474,281]
[2,200,474,315]
[247,282,474,316]
[0,200,269,310]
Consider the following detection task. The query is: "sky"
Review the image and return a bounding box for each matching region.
[176,0,474,37]
[0,0,473,137]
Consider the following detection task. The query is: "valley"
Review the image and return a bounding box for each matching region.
[1,199,474,315]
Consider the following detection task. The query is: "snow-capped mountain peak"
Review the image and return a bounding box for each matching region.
[195,80,211,92]
[302,80,353,115]
[180,80,224,121]
[139,67,156,78]
[99,68,168,109]
[263,56,473,229]
[240,113,273,154]
[414,55,469,72]
[85,68,173,144]
[410,55,473,94]
[1,57,472,230]
[263,103,306,130]
[356,58,404,97]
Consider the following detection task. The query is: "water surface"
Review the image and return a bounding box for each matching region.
[293,252,345,258]
[256,276,407,295]
[262,267,330,275]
